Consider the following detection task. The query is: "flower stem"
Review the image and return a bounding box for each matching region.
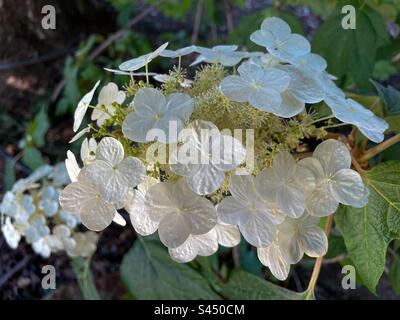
[305,213,334,300]
[145,63,149,84]
[358,133,400,162]
[178,55,182,72]
[311,114,335,124]
[323,122,350,129]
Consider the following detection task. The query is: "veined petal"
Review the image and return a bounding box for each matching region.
[257,244,290,281]
[217,196,250,226]
[96,137,125,166]
[220,75,253,103]
[300,226,328,257]
[330,168,367,206]
[276,185,305,218]
[116,157,146,187]
[239,215,275,247]
[158,213,191,248]
[313,139,351,175]
[248,87,282,112]
[73,80,100,132]
[215,220,241,247]
[80,198,116,231]
[186,164,225,195]
[254,168,279,202]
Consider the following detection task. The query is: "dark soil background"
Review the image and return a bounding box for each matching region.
[0,0,399,300]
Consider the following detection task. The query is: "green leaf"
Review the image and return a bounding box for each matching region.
[389,251,400,295]
[371,80,400,117]
[373,60,397,81]
[120,237,221,299]
[28,108,50,148]
[239,240,263,276]
[4,159,16,191]
[71,257,101,300]
[22,147,45,170]
[312,5,389,92]
[222,269,310,300]
[335,161,400,294]
[63,56,80,108]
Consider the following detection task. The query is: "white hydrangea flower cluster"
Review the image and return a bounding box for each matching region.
[0,161,98,259]
[59,16,376,279]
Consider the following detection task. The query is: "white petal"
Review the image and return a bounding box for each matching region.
[260,17,291,41]
[73,81,100,132]
[80,198,116,231]
[59,180,97,214]
[165,93,194,121]
[187,164,225,195]
[239,215,275,247]
[260,67,290,92]
[96,137,125,166]
[158,213,191,248]
[98,172,128,203]
[215,220,241,247]
[330,168,367,206]
[248,87,282,112]
[300,226,328,257]
[273,151,297,180]
[274,90,304,118]
[65,151,80,182]
[217,196,250,226]
[116,157,146,187]
[254,168,279,202]
[257,244,290,281]
[313,139,351,175]
[112,212,126,226]
[122,112,157,143]
[220,75,252,103]
[276,185,305,218]
[212,135,246,171]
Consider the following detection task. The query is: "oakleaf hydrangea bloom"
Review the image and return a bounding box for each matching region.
[218,175,285,247]
[298,139,369,216]
[250,17,310,62]
[119,42,168,71]
[60,168,118,231]
[86,137,146,203]
[255,151,315,218]
[143,178,217,248]
[220,61,290,113]
[73,80,100,132]
[169,120,246,195]
[1,193,35,224]
[122,88,194,144]
[39,186,61,217]
[91,82,125,126]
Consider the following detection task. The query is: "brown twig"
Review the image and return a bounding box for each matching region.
[191,0,205,45]
[51,0,165,102]
[358,133,400,163]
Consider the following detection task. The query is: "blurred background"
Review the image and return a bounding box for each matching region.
[1,0,400,300]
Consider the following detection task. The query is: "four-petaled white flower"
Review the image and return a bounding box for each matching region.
[220,61,290,113]
[169,120,246,195]
[119,42,168,71]
[59,168,118,231]
[143,178,217,248]
[250,17,310,62]
[73,80,100,132]
[218,175,285,247]
[298,139,369,217]
[255,151,315,218]
[122,88,194,144]
[91,82,125,127]
[257,213,327,280]
[85,137,146,203]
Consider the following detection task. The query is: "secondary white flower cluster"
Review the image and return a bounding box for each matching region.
[60,16,375,279]
[0,163,98,259]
